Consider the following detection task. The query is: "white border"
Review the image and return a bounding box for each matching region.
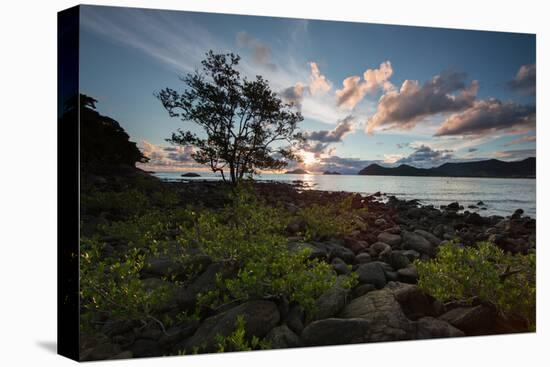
[1,0,548,366]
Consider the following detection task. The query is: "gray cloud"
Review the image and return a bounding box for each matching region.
[435,98,535,136]
[280,82,307,109]
[140,140,198,168]
[508,64,536,95]
[504,135,536,146]
[395,145,454,168]
[307,155,381,174]
[304,115,355,143]
[468,148,478,153]
[367,71,478,133]
[236,31,277,71]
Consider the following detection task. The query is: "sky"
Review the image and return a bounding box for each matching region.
[79,5,536,174]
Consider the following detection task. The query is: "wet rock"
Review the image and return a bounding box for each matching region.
[184,300,280,353]
[264,325,302,349]
[415,317,465,339]
[402,230,433,255]
[377,232,402,247]
[356,262,387,289]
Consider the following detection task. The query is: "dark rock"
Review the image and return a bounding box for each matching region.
[477,201,485,206]
[353,283,376,298]
[415,317,465,339]
[355,262,387,289]
[264,325,302,349]
[176,262,238,310]
[402,250,420,262]
[388,282,436,320]
[184,300,280,353]
[286,305,305,335]
[397,265,418,284]
[402,230,433,255]
[355,252,372,264]
[512,208,524,219]
[181,172,201,177]
[388,251,411,270]
[81,342,122,361]
[370,242,392,259]
[439,305,496,335]
[311,278,350,321]
[159,321,200,348]
[465,212,485,225]
[328,244,356,264]
[331,257,350,275]
[286,218,307,235]
[345,238,369,254]
[413,229,441,247]
[446,202,460,211]
[374,218,387,227]
[302,318,373,346]
[130,339,161,358]
[377,232,402,247]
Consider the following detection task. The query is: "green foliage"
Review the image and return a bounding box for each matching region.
[297,196,366,241]
[81,189,150,216]
[179,189,341,312]
[79,238,173,331]
[415,241,536,329]
[215,316,271,353]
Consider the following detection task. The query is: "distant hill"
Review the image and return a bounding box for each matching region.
[285,168,309,174]
[323,171,341,175]
[358,158,535,178]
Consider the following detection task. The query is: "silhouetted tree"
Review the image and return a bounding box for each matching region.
[157,51,304,185]
[67,94,149,169]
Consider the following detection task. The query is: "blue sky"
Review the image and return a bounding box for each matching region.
[79,5,536,173]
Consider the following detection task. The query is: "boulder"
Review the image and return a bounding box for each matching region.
[286,305,305,335]
[175,262,237,310]
[311,277,350,321]
[331,257,350,275]
[413,229,441,247]
[402,230,433,255]
[355,252,372,264]
[339,288,415,341]
[370,242,392,259]
[328,244,356,264]
[415,317,465,339]
[353,283,376,298]
[387,282,436,320]
[264,325,302,349]
[355,262,387,289]
[130,339,161,358]
[439,305,496,335]
[377,232,402,247]
[302,318,373,346]
[184,300,280,353]
[397,265,418,284]
[388,251,411,270]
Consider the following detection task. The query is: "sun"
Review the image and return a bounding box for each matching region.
[301,151,318,167]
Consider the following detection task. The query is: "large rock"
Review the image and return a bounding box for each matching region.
[388,251,411,270]
[302,318,373,346]
[184,300,280,353]
[338,288,415,342]
[311,277,350,321]
[402,230,433,255]
[439,305,496,335]
[355,262,387,289]
[387,282,436,320]
[175,262,237,310]
[377,232,402,247]
[370,242,392,259]
[327,244,356,264]
[413,229,441,247]
[397,265,418,284]
[264,325,302,349]
[415,317,465,339]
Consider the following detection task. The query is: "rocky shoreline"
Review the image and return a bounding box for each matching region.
[81,179,535,360]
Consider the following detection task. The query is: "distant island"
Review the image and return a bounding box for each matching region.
[285,168,309,174]
[358,157,535,178]
[323,171,341,175]
[181,172,201,177]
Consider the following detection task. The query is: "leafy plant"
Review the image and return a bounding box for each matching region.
[215,315,271,353]
[415,241,535,329]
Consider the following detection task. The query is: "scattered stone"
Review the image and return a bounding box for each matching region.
[388,251,411,270]
[355,262,387,289]
[355,252,372,264]
[264,325,302,349]
[311,277,350,321]
[402,230,433,255]
[413,229,441,247]
[374,218,387,227]
[377,232,402,247]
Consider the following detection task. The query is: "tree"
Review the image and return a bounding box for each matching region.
[156,51,304,185]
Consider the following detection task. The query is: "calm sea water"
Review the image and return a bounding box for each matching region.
[153,172,536,218]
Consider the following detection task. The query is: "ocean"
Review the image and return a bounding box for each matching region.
[152,172,536,218]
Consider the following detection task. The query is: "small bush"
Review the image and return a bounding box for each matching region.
[215,315,270,353]
[297,196,366,241]
[415,241,535,329]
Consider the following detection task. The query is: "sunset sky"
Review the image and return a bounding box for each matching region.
[79,5,536,174]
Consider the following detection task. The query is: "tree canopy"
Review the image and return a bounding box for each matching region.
[157,51,304,184]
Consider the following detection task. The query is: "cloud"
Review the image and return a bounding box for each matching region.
[236,31,277,71]
[304,115,355,143]
[383,154,404,164]
[508,64,536,95]
[395,144,454,168]
[367,71,478,133]
[468,148,478,152]
[435,98,535,136]
[308,62,332,94]
[504,135,536,146]
[280,82,307,109]
[139,140,199,170]
[336,61,393,109]
[305,155,381,174]
[492,149,536,160]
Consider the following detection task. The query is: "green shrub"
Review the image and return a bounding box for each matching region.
[297,196,366,241]
[415,241,535,329]
[215,315,270,353]
[81,189,150,216]
[79,238,173,332]
[178,189,343,312]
